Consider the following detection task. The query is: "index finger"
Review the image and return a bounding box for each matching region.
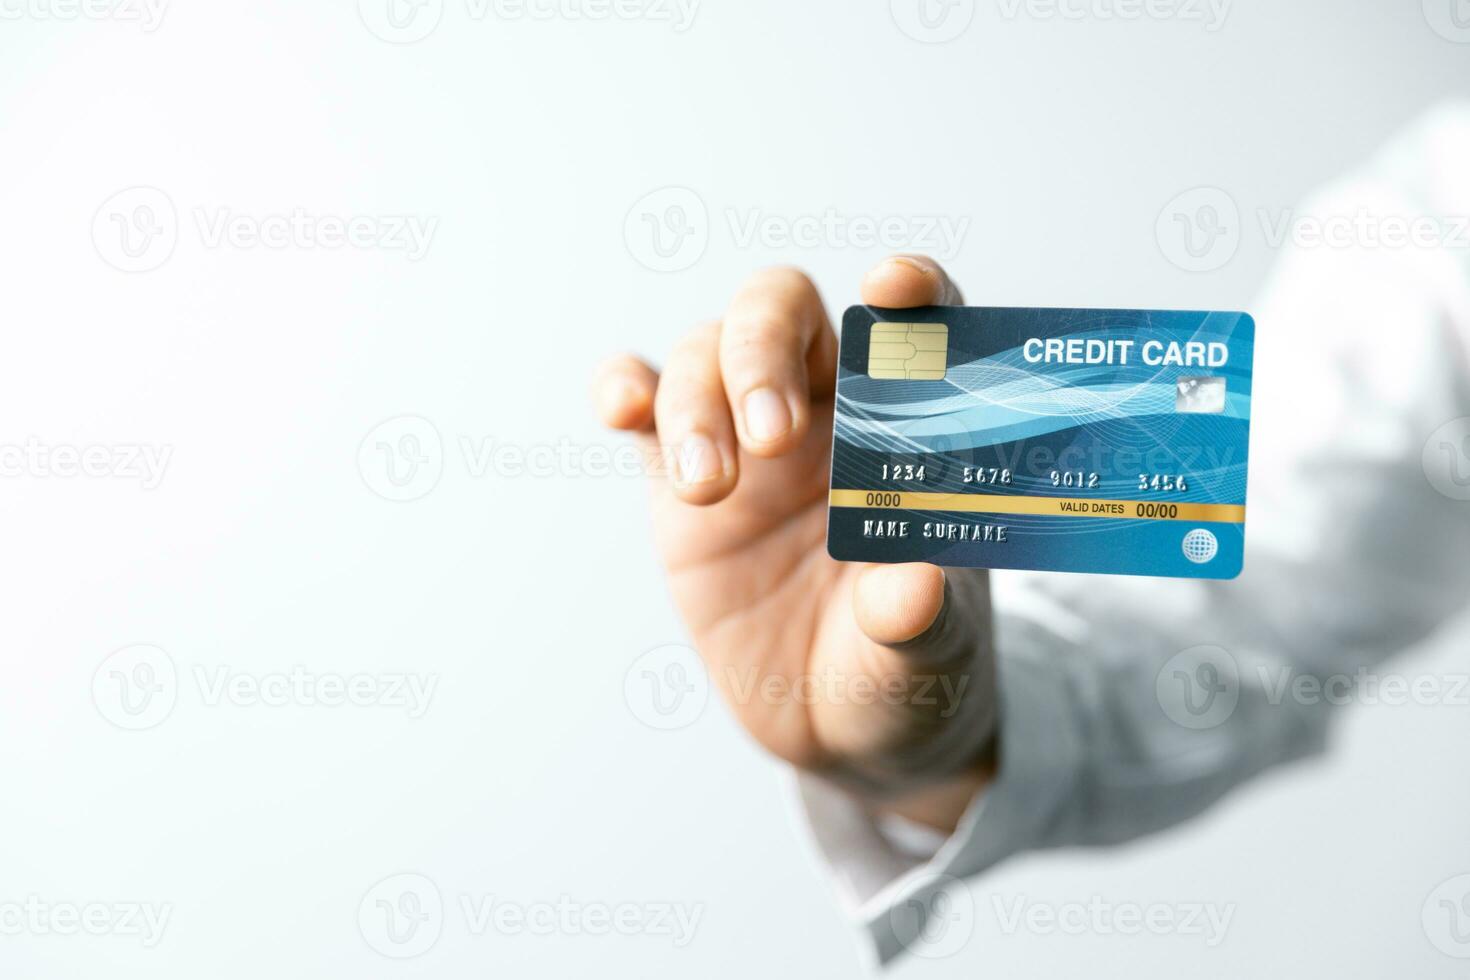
[718,267,837,458]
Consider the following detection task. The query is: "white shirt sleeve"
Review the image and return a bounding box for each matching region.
[791,101,1470,966]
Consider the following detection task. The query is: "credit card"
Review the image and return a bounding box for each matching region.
[827,305,1254,579]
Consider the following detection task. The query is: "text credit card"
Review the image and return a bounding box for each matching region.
[827,306,1254,579]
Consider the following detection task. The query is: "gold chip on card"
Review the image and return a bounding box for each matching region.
[867,323,949,380]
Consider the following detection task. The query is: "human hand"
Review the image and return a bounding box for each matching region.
[594,256,997,831]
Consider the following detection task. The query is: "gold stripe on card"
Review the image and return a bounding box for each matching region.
[830,489,1245,524]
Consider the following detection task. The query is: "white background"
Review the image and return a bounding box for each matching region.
[0,0,1468,976]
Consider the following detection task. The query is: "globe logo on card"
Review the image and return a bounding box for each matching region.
[1182,528,1219,564]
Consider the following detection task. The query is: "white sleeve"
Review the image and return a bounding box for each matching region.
[792,101,1470,966]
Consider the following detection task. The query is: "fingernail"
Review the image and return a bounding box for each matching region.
[674,434,725,486]
[742,387,793,445]
[889,255,936,277]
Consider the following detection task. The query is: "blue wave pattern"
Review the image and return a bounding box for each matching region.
[832,308,1253,505]
[827,306,1255,578]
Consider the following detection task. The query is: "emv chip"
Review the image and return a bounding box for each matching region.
[867,323,948,380]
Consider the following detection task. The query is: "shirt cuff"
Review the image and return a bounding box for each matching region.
[787,613,1087,967]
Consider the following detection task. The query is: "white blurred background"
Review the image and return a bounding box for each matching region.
[0,1,1467,976]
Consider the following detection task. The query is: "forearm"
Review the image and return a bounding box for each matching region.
[792,105,1470,965]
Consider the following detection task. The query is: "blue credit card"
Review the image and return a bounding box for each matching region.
[827,305,1254,579]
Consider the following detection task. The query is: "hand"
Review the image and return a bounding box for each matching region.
[594,256,997,831]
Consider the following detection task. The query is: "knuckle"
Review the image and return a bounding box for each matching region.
[667,320,721,364]
[653,372,720,419]
[723,311,793,352]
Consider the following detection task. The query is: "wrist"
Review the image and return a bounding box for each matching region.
[808,725,998,834]
[874,742,996,834]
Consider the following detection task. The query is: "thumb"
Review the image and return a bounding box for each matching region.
[835,562,998,795]
[860,254,964,307]
[853,563,987,670]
